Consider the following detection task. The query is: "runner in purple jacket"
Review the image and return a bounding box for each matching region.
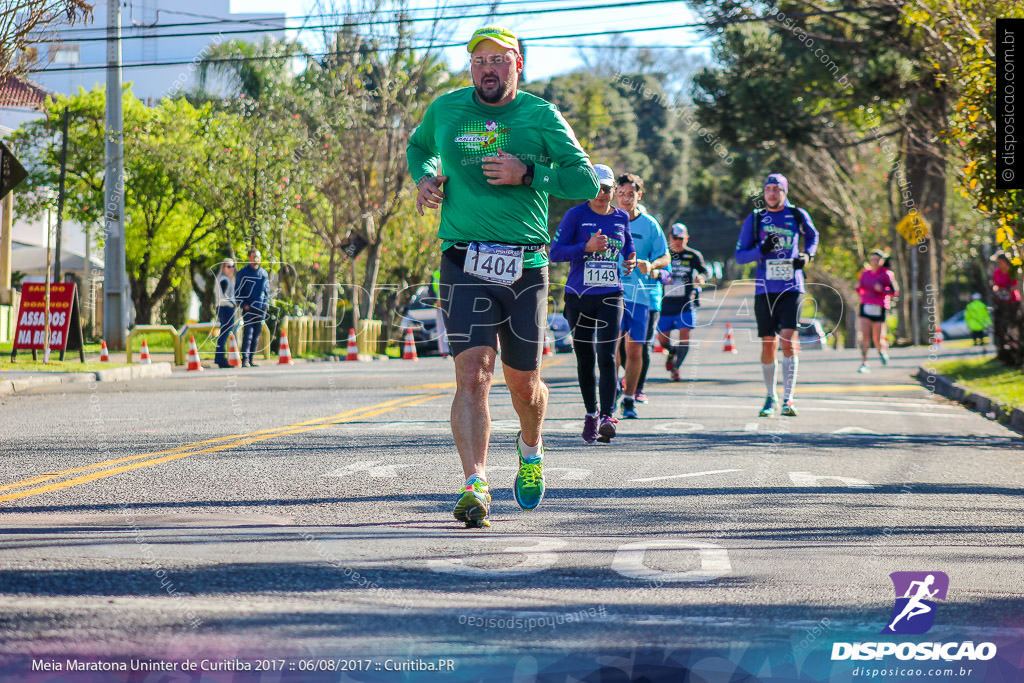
[550,164,636,443]
[735,173,819,418]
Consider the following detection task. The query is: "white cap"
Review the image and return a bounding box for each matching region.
[593,164,615,187]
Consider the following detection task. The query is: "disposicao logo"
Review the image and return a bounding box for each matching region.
[883,571,948,635]
[830,571,997,663]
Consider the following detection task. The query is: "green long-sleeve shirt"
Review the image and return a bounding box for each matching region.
[407,87,599,268]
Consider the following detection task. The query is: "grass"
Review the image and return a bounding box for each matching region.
[933,356,1024,411]
[0,359,129,373]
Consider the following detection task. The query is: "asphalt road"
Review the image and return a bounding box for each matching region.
[0,285,1021,681]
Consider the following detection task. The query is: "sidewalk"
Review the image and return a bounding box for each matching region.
[0,360,174,396]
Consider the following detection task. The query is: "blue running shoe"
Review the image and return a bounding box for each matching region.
[514,432,545,510]
[622,397,638,419]
[759,394,777,417]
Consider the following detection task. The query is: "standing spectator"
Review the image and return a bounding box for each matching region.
[855,249,898,373]
[991,252,1022,364]
[964,293,991,348]
[235,249,270,367]
[214,258,237,368]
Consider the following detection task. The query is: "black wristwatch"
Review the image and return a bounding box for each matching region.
[522,162,535,187]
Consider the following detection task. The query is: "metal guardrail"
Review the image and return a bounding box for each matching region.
[126,325,182,365]
[179,321,270,364]
[126,315,379,365]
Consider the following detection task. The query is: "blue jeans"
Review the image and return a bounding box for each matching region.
[215,306,236,367]
[241,308,265,362]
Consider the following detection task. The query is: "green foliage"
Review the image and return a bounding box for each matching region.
[900,0,1024,260]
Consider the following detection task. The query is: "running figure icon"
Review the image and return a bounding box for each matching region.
[883,571,949,635]
[888,575,938,631]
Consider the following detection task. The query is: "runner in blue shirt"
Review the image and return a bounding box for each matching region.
[735,173,819,417]
[551,164,636,443]
[614,174,669,419]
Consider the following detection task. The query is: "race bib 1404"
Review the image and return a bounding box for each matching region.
[464,242,524,284]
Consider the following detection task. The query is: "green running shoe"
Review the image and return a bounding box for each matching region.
[453,479,491,525]
[514,433,545,510]
[781,400,798,417]
[759,394,778,417]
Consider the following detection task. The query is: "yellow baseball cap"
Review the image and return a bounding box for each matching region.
[467,26,520,54]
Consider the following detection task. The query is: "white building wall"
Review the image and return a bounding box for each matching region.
[29,0,286,104]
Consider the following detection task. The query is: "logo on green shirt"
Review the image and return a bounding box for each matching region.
[454,120,511,154]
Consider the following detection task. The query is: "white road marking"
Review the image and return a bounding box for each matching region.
[789,471,873,489]
[744,423,759,432]
[610,540,731,582]
[325,461,418,478]
[631,469,743,483]
[832,426,882,435]
[426,537,568,576]
[674,403,970,418]
[652,421,706,433]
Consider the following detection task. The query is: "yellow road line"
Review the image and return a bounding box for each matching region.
[402,355,568,390]
[0,393,444,502]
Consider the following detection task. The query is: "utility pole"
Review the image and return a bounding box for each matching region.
[54,107,69,282]
[103,0,129,348]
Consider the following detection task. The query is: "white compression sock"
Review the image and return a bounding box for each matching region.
[518,433,542,459]
[782,356,799,402]
[761,362,778,397]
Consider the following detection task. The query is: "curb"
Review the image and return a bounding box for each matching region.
[915,366,1024,436]
[0,362,173,396]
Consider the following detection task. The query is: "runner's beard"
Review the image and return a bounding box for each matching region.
[475,75,513,104]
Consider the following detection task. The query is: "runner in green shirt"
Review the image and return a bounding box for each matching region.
[407,26,599,527]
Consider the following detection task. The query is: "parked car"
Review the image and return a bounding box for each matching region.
[940,310,971,340]
[797,318,827,350]
[398,287,442,355]
[547,312,573,353]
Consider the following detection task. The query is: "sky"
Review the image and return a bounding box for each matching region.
[231,0,711,82]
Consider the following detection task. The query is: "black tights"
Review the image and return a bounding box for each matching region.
[564,293,623,415]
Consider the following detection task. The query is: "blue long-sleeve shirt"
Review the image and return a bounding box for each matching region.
[735,206,819,294]
[550,203,633,296]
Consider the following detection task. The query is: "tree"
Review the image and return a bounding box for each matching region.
[687,0,956,343]
[900,0,1024,265]
[291,12,459,337]
[1,0,92,81]
[13,88,246,324]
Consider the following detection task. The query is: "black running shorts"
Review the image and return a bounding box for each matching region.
[754,291,803,338]
[438,249,548,371]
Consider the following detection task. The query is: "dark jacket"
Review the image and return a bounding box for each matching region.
[235,264,270,314]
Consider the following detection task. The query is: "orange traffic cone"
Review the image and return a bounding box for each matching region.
[346,328,359,361]
[99,340,109,362]
[227,332,242,368]
[186,336,203,371]
[402,328,419,361]
[278,331,294,365]
[139,339,152,365]
[723,323,738,353]
[931,325,943,346]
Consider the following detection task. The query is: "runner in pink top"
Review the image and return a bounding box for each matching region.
[856,250,898,372]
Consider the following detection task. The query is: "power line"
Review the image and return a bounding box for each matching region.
[29,6,889,74]
[41,0,625,36]
[32,0,693,44]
